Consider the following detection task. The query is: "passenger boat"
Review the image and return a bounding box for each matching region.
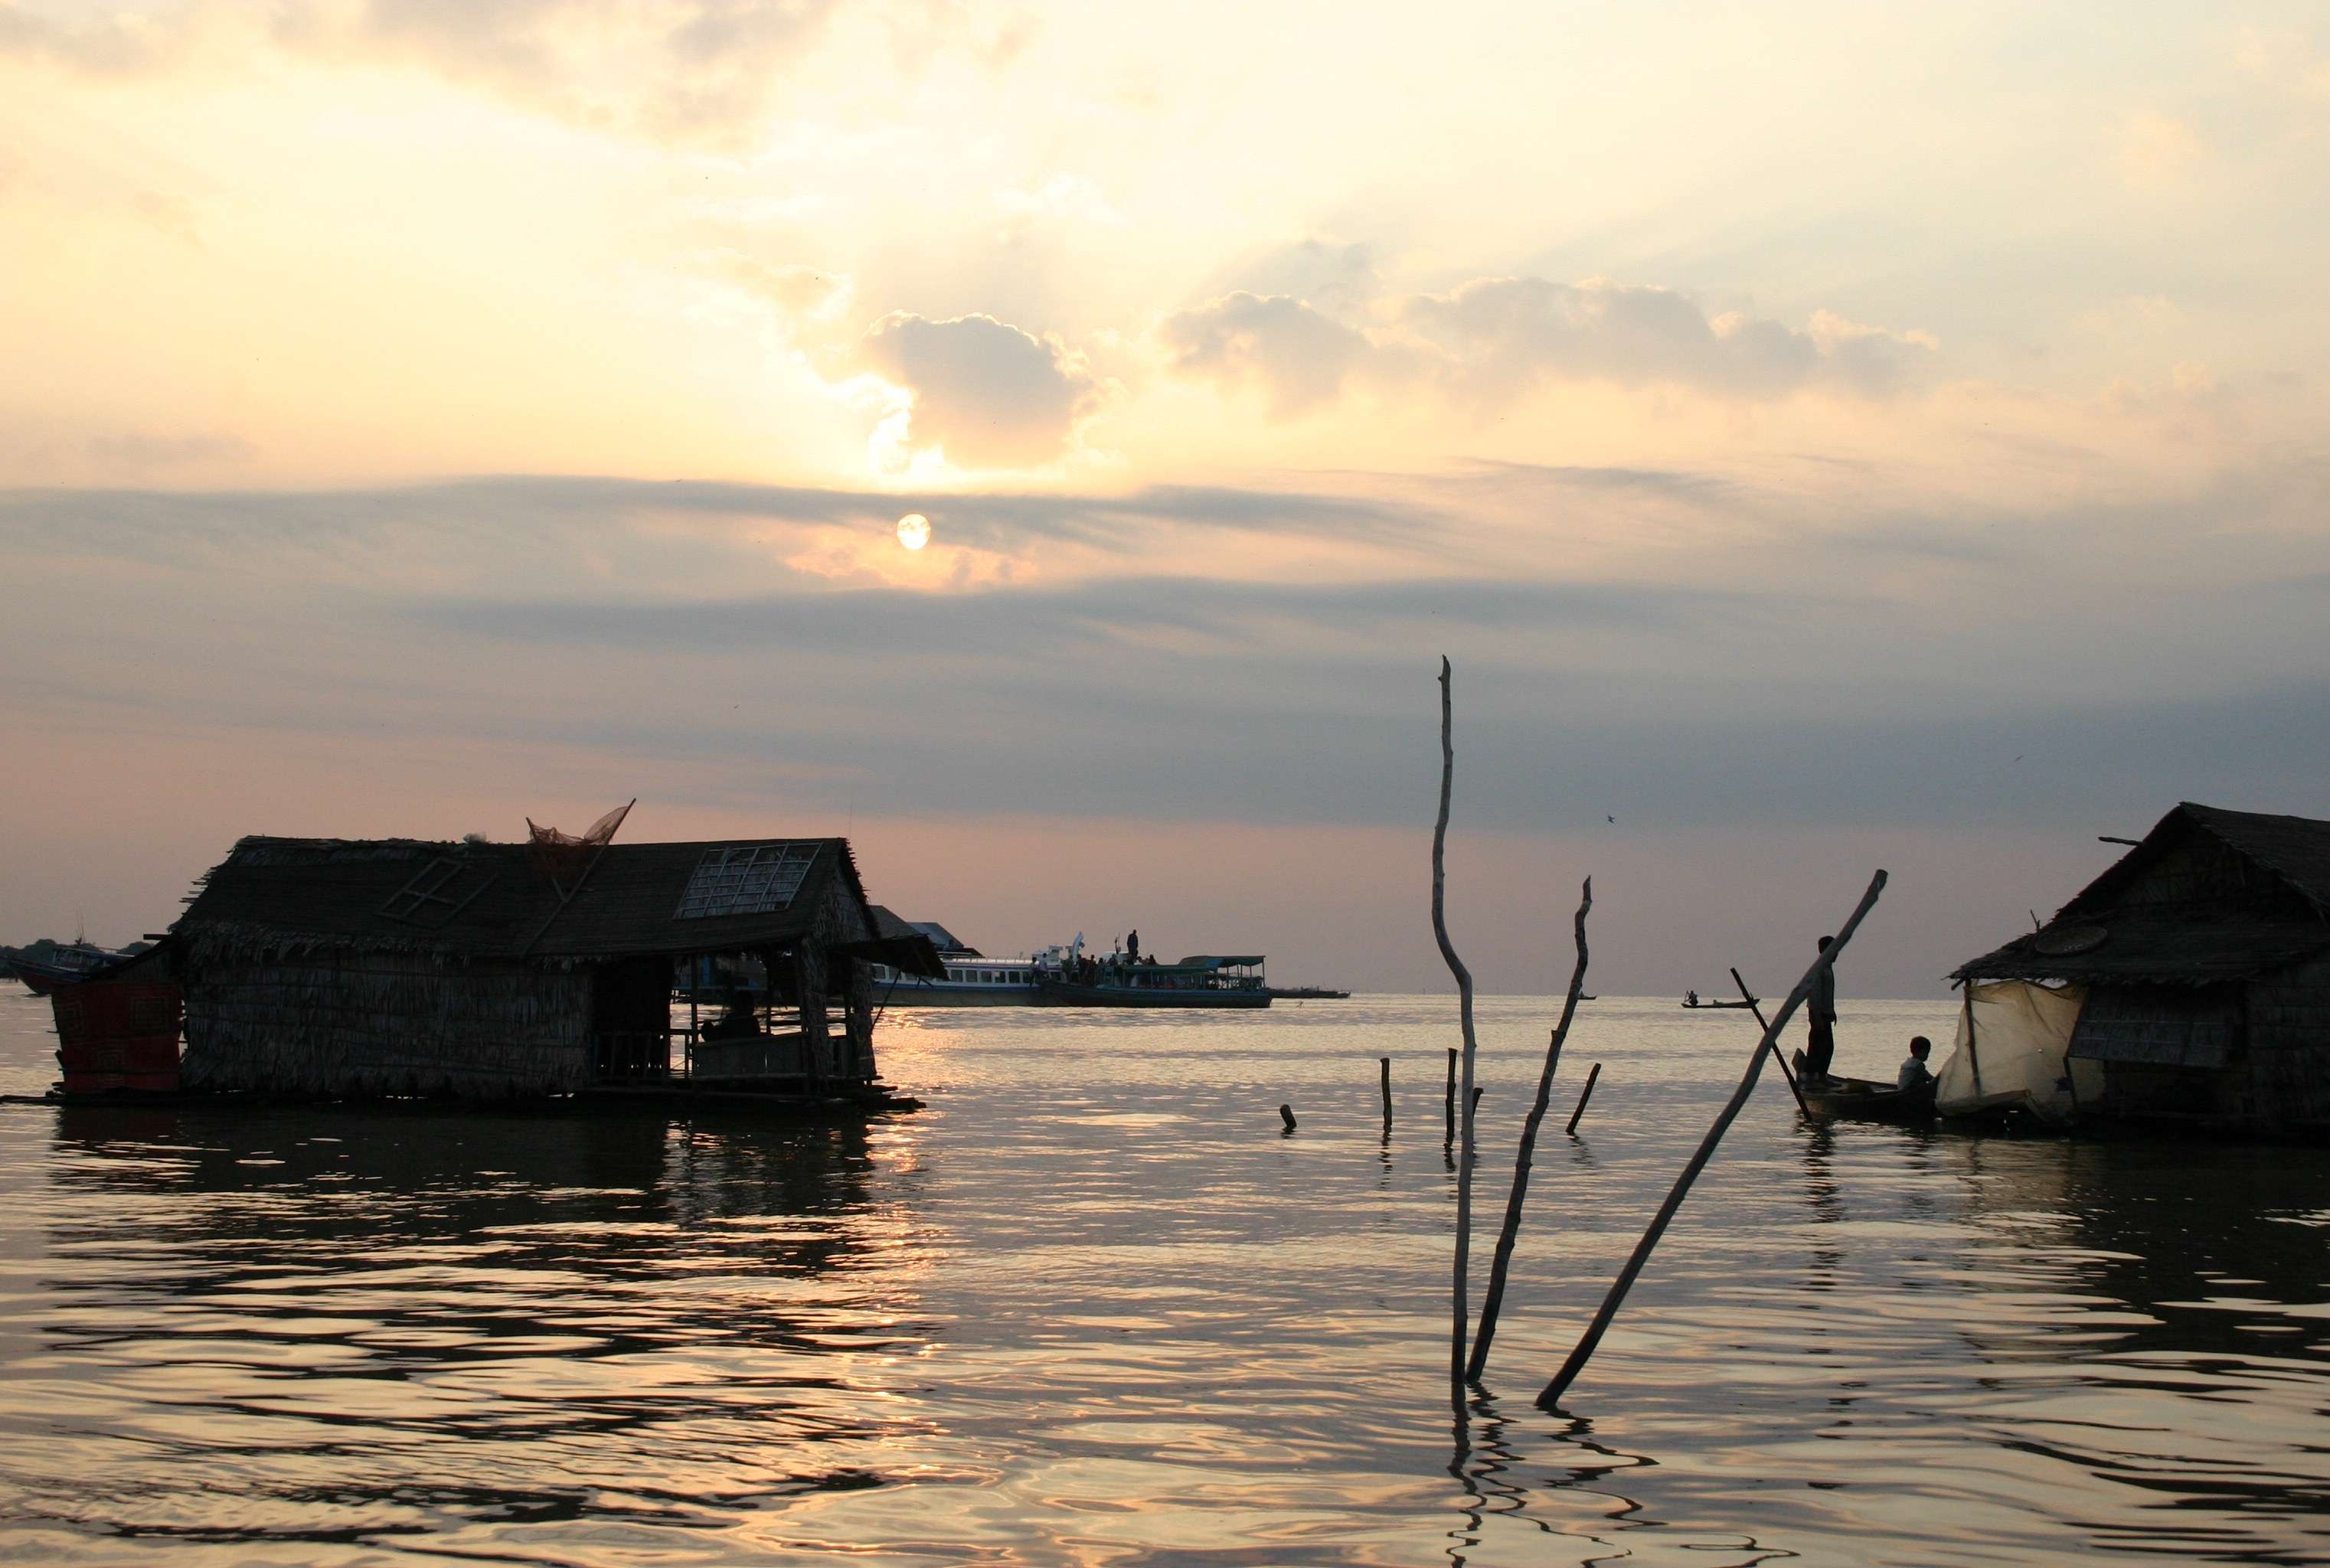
[868,929,1277,1011]
[1041,954,1271,1009]
[868,949,1052,1007]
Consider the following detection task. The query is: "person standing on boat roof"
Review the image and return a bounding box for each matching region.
[1805,934,1839,1082]
[1126,929,1140,963]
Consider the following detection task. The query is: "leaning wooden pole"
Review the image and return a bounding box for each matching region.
[1730,966,1809,1114]
[1466,875,1592,1382]
[1534,869,1888,1410]
[1431,656,1480,1421]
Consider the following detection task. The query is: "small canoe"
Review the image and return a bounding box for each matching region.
[1800,1075,1936,1124]
[1681,998,1759,1009]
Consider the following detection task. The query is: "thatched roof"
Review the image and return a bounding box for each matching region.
[172,834,936,968]
[1953,802,2330,985]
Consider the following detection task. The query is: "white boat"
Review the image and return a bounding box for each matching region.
[869,937,1080,1008]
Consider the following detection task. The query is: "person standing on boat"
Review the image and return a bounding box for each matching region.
[1805,934,1839,1081]
[1126,929,1141,964]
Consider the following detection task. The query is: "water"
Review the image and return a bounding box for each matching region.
[3,983,2328,1565]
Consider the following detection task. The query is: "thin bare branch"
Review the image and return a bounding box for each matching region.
[1466,875,1591,1382]
[1432,655,1479,1421]
[1535,867,1888,1410]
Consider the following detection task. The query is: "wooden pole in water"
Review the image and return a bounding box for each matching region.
[1445,1047,1457,1143]
[1565,1062,1603,1136]
[1535,869,1887,1410]
[1466,876,1592,1383]
[1381,1057,1392,1131]
[1279,1102,1297,1133]
[1431,656,1481,1421]
[1730,966,1809,1114]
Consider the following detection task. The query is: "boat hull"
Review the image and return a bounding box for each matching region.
[1038,982,1270,1009]
[1801,1075,1936,1123]
[874,983,1047,1008]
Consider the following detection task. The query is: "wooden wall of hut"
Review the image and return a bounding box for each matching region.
[2244,953,2330,1127]
[181,950,593,1097]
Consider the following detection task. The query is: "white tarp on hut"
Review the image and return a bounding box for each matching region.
[1935,979,2099,1125]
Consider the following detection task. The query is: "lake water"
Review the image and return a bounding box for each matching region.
[2,982,2328,1565]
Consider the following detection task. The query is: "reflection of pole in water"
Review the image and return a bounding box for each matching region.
[1449,1391,1659,1566]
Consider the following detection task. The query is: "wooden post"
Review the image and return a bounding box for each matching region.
[1380,1057,1392,1131]
[794,945,831,1090]
[1565,1062,1602,1135]
[1730,966,1809,1114]
[1430,656,1481,1422]
[1467,877,1592,1383]
[1445,1047,1457,1142]
[1279,1102,1297,1132]
[843,958,877,1080]
[1536,869,1887,1410]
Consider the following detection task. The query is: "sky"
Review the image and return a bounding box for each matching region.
[5,1,2330,997]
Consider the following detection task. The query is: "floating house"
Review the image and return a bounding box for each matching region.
[1946,802,2330,1133]
[106,832,941,1100]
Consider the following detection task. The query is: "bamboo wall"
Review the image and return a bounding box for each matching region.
[181,949,593,1096]
[2243,952,2330,1128]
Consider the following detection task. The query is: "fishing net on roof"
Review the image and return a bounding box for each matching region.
[525,800,633,884]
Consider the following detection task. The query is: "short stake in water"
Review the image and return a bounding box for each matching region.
[1444,1047,1457,1144]
[1430,657,1481,1422]
[1564,1063,1603,1136]
[1535,868,1888,1410]
[1279,1102,1297,1133]
[1381,1056,1393,1131]
[1466,876,1592,1383]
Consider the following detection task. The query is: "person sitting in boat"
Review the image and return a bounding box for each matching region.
[1685,988,1700,1007]
[704,986,759,1041]
[1897,1035,1935,1093]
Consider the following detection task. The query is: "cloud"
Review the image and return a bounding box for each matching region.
[1401,277,1936,400]
[1161,274,1938,419]
[268,0,848,145]
[854,312,1104,469]
[705,251,852,325]
[0,473,1439,570]
[2118,109,2202,188]
[993,173,1124,227]
[1159,292,1374,417]
[0,2,187,73]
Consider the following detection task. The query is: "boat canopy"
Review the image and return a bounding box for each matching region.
[1175,955,1264,969]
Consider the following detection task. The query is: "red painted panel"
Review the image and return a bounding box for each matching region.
[52,980,181,1094]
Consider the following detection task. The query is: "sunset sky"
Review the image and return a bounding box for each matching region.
[6,2,2329,995]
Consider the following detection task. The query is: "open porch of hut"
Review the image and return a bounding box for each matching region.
[1946,802,2330,1134]
[155,832,942,1100]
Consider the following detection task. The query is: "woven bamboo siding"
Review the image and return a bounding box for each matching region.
[2243,953,2330,1128]
[182,952,593,1096]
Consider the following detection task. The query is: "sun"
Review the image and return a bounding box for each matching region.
[895,512,930,551]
